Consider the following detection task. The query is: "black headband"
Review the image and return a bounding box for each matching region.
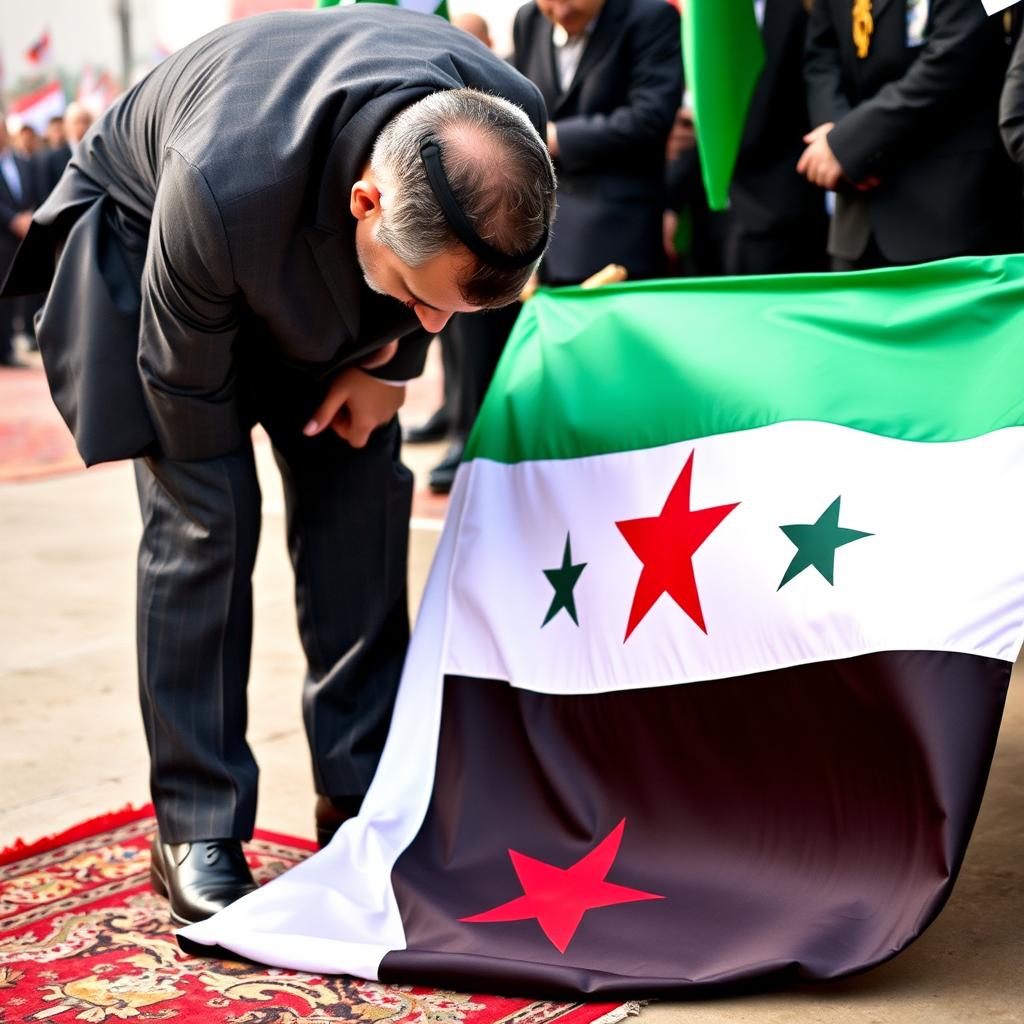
[419,138,548,272]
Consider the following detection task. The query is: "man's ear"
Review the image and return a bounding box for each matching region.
[350,178,382,222]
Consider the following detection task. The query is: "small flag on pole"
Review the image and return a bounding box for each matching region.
[24,29,53,67]
[681,0,764,210]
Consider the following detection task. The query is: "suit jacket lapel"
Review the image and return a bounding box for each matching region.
[870,0,899,21]
[554,0,626,114]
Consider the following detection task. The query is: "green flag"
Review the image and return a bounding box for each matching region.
[317,0,449,18]
[681,0,765,211]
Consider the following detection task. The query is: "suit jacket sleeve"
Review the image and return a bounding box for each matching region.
[1001,29,1024,168]
[138,148,244,461]
[826,0,993,183]
[803,0,853,127]
[366,325,432,382]
[553,2,682,175]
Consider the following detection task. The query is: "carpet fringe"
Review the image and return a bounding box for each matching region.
[589,1000,648,1024]
[0,802,154,865]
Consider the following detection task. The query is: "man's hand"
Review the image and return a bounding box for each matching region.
[9,211,33,239]
[666,107,696,162]
[303,367,406,448]
[796,122,844,190]
[662,209,680,261]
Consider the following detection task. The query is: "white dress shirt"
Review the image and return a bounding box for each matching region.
[552,20,597,93]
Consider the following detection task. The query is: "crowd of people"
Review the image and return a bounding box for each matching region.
[0,102,93,365]
[410,0,1024,492]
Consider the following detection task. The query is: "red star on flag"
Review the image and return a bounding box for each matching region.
[616,451,739,640]
[460,820,663,954]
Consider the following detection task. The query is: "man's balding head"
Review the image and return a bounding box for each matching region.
[363,89,556,310]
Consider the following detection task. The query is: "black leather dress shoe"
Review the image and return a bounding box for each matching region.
[428,440,465,495]
[150,838,258,926]
[403,405,449,444]
[315,795,363,849]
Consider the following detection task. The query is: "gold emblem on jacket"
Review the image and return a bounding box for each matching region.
[852,0,873,59]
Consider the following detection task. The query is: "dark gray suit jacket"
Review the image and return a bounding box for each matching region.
[805,0,1021,263]
[3,6,546,465]
[512,0,681,284]
[727,0,825,242]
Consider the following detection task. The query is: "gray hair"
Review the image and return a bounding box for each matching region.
[370,88,556,307]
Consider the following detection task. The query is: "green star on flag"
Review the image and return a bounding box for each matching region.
[778,496,872,590]
[542,533,587,627]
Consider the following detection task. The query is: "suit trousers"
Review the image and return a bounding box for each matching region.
[134,415,412,844]
[830,236,900,272]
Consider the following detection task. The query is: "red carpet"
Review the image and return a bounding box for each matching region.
[0,355,450,522]
[0,366,86,482]
[0,806,632,1023]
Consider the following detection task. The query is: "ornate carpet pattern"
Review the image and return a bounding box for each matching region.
[0,806,631,1023]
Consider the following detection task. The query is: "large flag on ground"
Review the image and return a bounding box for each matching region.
[182,256,1024,995]
[682,0,765,211]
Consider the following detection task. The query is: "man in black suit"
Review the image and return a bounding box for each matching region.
[2,6,554,925]
[0,117,38,366]
[800,0,1021,270]
[41,115,71,194]
[722,0,828,274]
[36,105,94,198]
[513,0,682,285]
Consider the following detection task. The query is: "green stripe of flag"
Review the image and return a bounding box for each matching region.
[465,255,1024,465]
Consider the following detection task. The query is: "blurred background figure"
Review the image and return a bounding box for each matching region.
[718,0,827,275]
[15,124,43,158]
[663,106,726,278]
[0,116,40,366]
[65,102,95,150]
[40,102,94,195]
[801,0,1022,270]
[453,10,491,45]
[42,113,70,194]
[513,0,682,286]
[43,114,66,151]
